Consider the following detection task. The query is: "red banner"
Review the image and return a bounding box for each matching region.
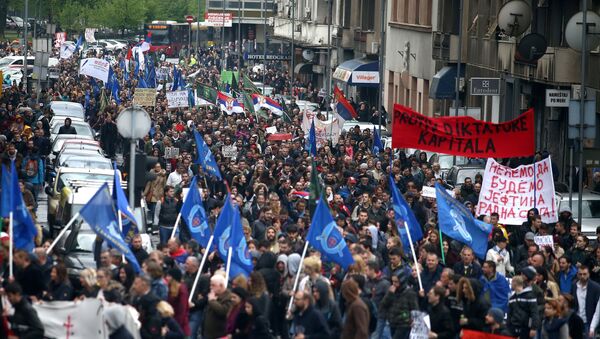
[392,104,535,158]
[462,329,515,339]
[267,133,293,141]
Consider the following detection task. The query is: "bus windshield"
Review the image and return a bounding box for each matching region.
[149,29,170,45]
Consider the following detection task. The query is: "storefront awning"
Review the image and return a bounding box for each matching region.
[333,58,379,87]
[429,65,465,100]
[294,63,313,74]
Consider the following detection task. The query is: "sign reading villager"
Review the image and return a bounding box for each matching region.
[476,157,557,225]
[392,104,535,158]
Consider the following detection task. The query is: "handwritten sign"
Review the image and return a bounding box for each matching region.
[221,145,237,158]
[166,90,189,108]
[392,104,535,158]
[534,235,555,251]
[134,88,156,106]
[476,157,557,225]
[266,126,278,134]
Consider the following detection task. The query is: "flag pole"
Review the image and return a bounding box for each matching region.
[8,211,13,279]
[170,214,182,239]
[439,229,445,265]
[224,246,233,288]
[286,240,309,313]
[404,221,424,291]
[46,212,80,255]
[118,212,125,262]
[188,235,214,304]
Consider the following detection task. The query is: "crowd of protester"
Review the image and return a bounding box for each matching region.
[1,38,600,339]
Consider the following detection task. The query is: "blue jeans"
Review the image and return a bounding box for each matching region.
[189,310,203,339]
[159,226,178,245]
[371,318,391,339]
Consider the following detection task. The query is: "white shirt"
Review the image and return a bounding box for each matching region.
[577,281,588,323]
[166,171,182,187]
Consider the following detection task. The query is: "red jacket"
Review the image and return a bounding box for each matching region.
[168,283,190,336]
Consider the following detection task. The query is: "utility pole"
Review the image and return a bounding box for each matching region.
[378,0,386,132]
[578,2,587,227]
[454,0,464,112]
[325,0,333,120]
[290,0,295,97]
[237,0,242,70]
[23,0,29,94]
[221,0,226,70]
[196,0,201,50]
[262,0,267,93]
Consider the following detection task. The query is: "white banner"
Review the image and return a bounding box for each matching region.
[422,186,455,199]
[60,44,75,59]
[85,28,96,43]
[54,32,66,48]
[34,299,108,339]
[166,90,189,108]
[79,58,110,83]
[476,157,557,225]
[301,111,341,148]
[534,235,555,251]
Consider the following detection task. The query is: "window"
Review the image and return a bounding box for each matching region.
[361,0,375,30]
[343,0,351,28]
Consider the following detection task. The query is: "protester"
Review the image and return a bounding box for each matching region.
[5,282,44,339]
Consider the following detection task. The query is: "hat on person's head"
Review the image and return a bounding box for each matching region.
[525,232,535,241]
[231,286,248,300]
[521,266,537,281]
[559,206,572,214]
[167,268,182,282]
[347,177,357,184]
[487,308,504,324]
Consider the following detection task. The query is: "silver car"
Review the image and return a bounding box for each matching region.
[557,190,600,239]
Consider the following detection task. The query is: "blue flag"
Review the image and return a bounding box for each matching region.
[188,88,195,108]
[389,175,424,252]
[1,165,12,218]
[74,34,83,53]
[84,90,90,110]
[138,74,148,89]
[180,176,211,248]
[373,127,383,153]
[435,183,492,259]
[213,194,253,277]
[112,164,138,243]
[171,66,180,91]
[79,184,141,272]
[309,119,317,157]
[193,129,222,180]
[9,160,37,251]
[307,197,354,269]
[146,66,156,88]
[90,77,100,98]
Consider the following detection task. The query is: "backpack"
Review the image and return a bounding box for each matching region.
[360,295,378,334]
[25,158,38,177]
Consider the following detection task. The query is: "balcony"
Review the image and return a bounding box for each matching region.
[432,32,467,62]
[497,40,581,85]
[273,17,336,47]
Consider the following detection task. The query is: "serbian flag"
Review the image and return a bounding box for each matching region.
[251,93,284,115]
[333,85,357,120]
[462,330,513,339]
[217,91,245,114]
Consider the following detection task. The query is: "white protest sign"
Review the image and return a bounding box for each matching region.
[164,147,180,159]
[422,186,455,199]
[134,88,156,106]
[222,145,237,158]
[534,235,555,251]
[476,157,557,225]
[54,32,66,48]
[79,58,110,83]
[60,44,75,59]
[166,90,189,108]
[266,126,278,134]
[85,28,96,43]
[182,187,203,201]
[409,311,429,339]
[301,111,340,148]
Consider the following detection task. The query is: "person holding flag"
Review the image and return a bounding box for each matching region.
[193,129,222,180]
[112,163,138,243]
[78,183,141,273]
[309,119,317,157]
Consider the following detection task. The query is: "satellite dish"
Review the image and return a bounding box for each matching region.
[515,33,548,63]
[497,1,532,36]
[302,49,315,61]
[565,11,600,51]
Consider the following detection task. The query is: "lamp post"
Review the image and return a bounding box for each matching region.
[23,0,29,94]
[290,0,295,97]
[378,0,386,132]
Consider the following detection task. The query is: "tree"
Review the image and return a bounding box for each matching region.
[56,0,94,33]
[95,0,147,35]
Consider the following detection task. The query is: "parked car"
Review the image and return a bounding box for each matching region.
[5,18,18,30]
[9,16,30,30]
[0,56,35,72]
[445,164,486,188]
[50,120,95,141]
[557,190,600,239]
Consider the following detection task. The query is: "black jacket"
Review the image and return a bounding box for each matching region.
[15,263,46,299]
[44,281,73,301]
[8,298,44,339]
[159,197,179,226]
[58,125,77,134]
[291,304,331,339]
[508,286,541,331]
[429,302,455,339]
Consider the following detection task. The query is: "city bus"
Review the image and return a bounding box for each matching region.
[144,21,215,57]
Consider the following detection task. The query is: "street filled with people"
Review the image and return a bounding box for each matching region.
[2,36,600,339]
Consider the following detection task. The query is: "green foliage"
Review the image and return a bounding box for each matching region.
[146,0,205,22]
[94,0,147,33]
